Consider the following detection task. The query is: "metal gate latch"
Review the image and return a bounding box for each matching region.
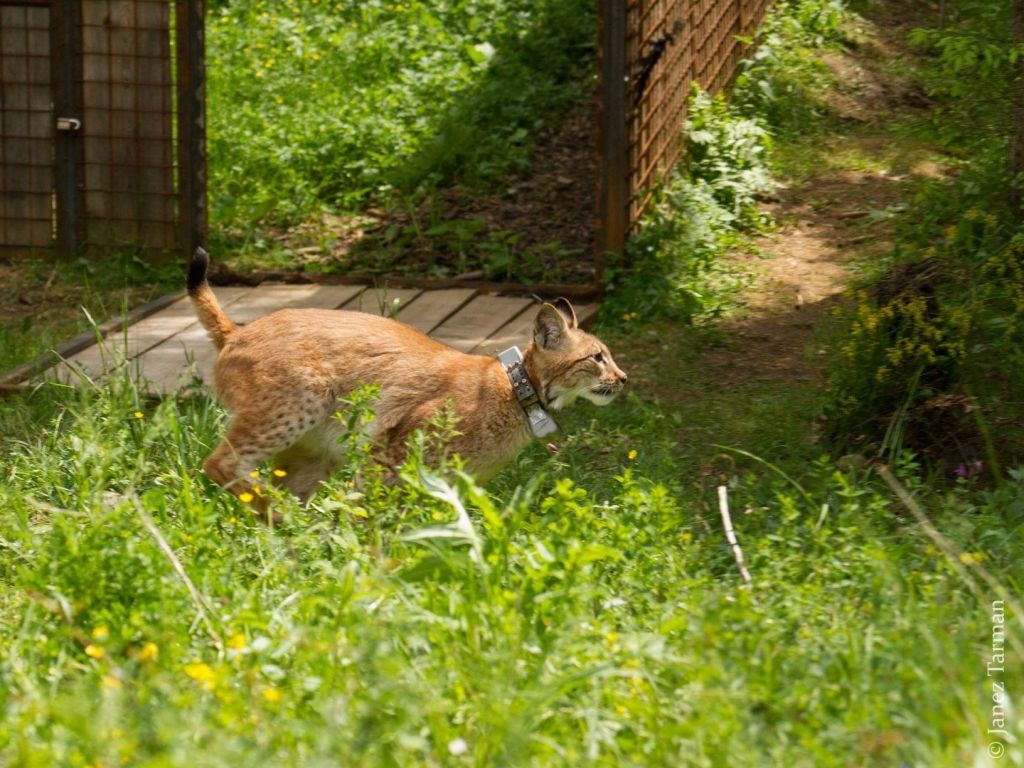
[56,117,82,131]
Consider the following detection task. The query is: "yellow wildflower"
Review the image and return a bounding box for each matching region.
[681,531,693,543]
[239,492,254,504]
[85,644,105,660]
[628,449,637,460]
[959,552,983,566]
[228,633,247,650]
[91,626,110,642]
[250,470,261,478]
[138,642,159,663]
[184,662,217,691]
[261,686,283,703]
[604,632,619,645]
[272,469,287,478]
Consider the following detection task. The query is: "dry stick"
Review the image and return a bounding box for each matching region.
[876,465,1024,661]
[134,500,224,653]
[717,486,752,586]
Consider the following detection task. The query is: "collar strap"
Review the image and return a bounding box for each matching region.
[498,346,559,438]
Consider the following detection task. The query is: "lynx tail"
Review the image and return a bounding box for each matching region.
[187,247,237,351]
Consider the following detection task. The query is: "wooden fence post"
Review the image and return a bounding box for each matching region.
[53,0,82,258]
[596,0,628,286]
[177,0,208,255]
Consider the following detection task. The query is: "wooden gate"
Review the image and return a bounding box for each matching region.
[0,0,206,258]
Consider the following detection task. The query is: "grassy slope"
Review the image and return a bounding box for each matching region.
[1,2,1023,767]
[205,0,594,268]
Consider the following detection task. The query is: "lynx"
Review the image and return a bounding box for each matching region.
[187,248,627,510]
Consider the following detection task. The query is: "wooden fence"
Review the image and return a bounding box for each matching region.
[0,0,206,258]
[596,0,774,273]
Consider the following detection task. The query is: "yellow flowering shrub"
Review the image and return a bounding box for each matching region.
[825,206,1024,462]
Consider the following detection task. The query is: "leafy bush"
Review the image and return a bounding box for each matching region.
[733,0,850,135]
[908,0,1021,145]
[822,0,1024,471]
[823,176,1024,470]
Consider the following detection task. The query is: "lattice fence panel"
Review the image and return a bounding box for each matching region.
[0,0,204,258]
[597,0,774,265]
[80,0,177,248]
[628,0,772,224]
[0,2,54,250]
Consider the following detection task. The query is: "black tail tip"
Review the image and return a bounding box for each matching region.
[187,247,210,294]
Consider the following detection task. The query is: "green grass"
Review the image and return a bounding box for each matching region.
[0,327,1021,766]
[206,0,594,234]
[2,0,1024,764]
[0,253,181,373]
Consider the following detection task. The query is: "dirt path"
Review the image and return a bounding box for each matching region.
[696,3,946,387]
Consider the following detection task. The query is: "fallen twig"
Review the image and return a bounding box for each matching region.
[718,486,752,587]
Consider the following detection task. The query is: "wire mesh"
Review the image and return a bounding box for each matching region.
[80,0,177,249]
[0,2,55,250]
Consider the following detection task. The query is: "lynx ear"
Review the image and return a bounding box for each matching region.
[534,302,571,350]
[551,297,578,328]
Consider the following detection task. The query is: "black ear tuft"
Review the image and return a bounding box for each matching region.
[187,247,210,295]
[551,297,577,328]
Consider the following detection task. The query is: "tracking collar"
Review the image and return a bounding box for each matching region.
[498,346,559,438]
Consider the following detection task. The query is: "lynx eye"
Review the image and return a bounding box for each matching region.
[591,352,605,364]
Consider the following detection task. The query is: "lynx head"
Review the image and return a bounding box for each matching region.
[527,298,628,411]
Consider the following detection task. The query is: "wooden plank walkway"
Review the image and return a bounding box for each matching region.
[49,284,598,394]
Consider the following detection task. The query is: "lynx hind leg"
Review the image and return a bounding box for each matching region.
[204,407,322,517]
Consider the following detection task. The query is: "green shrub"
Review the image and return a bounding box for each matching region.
[823,178,1024,469]
[733,0,850,136]
[821,0,1024,470]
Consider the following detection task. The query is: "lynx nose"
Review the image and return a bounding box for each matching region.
[618,371,628,385]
